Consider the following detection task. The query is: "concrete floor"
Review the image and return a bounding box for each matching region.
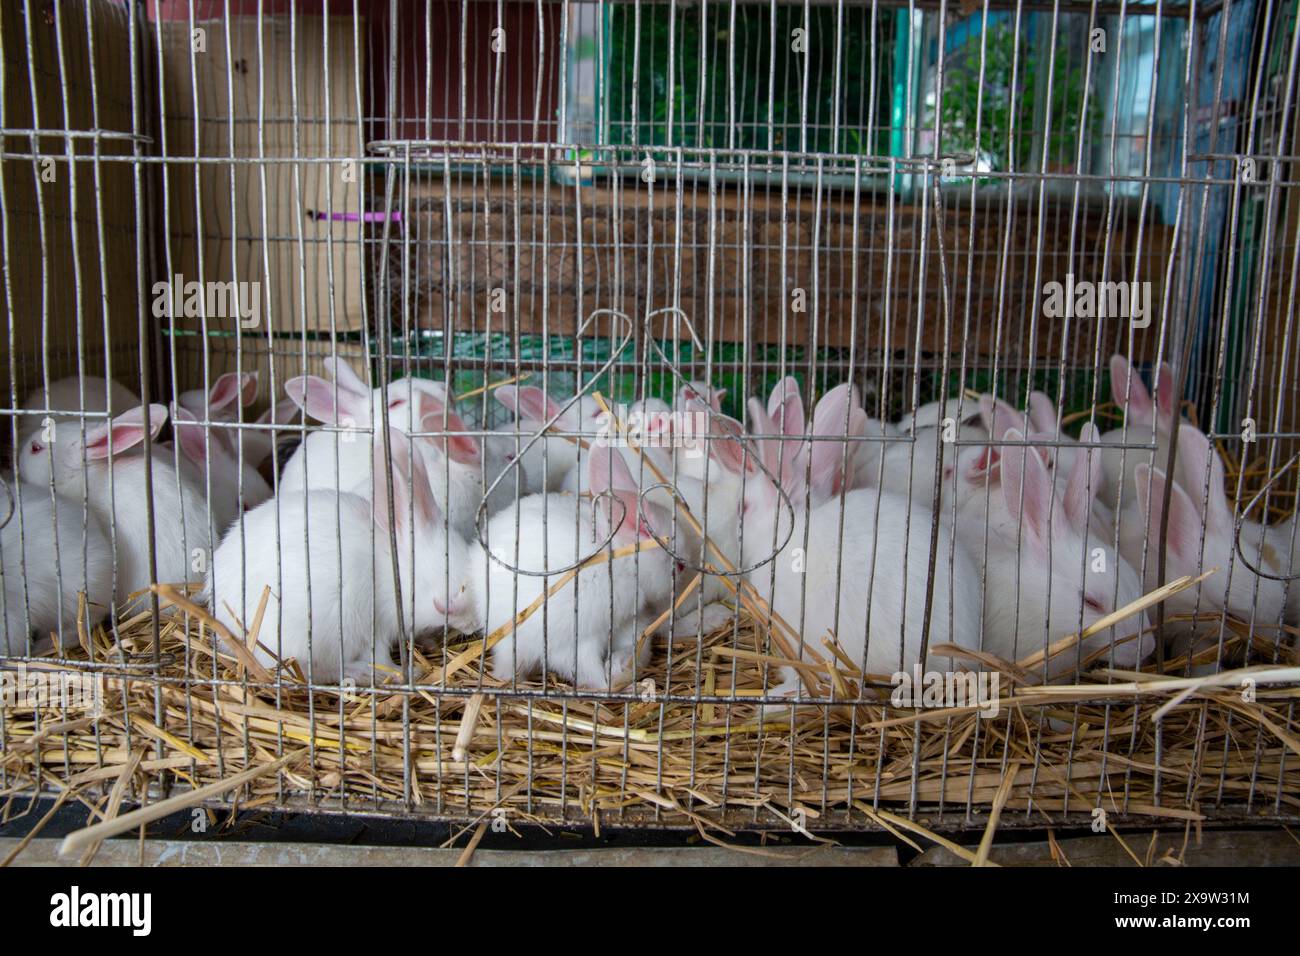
[4,829,1298,866]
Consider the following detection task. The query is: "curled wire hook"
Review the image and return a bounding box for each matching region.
[1233,452,1300,582]
[474,307,637,577]
[471,304,799,580]
[637,306,799,577]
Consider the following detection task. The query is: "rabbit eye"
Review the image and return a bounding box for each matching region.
[1083,595,1106,614]
[29,441,43,455]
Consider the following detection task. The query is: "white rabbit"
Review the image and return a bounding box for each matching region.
[957,427,1152,680]
[900,395,985,435]
[1121,424,1288,669]
[878,393,999,508]
[206,429,462,683]
[738,439,983,694]
[279,357,422,496]
[231,397,302,471]
[20,376,140,439]
[17,404,210,608]
[1027,389,1083,478]
[490,385,606,493]
[416,397,517,536]
[463,443,675,688]
[170,402,273,536]
[279,360,490,529]
[1099,355,1180,507]
[0,481,113,654]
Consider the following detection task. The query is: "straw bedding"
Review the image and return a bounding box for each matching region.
[1,430,1298,860]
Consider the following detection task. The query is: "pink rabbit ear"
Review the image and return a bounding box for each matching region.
[284,375,368,425]
[1173,424,1230,533]
[685,400,754,476]
[1028,391,1058,434]
[169,402,208,466]
[767,376,801,419]
[322,356,370,398]
[998,428,1053,553]
[748,397,778,474]
[373,429,440,536]
[501,385,570,428]
[1135,463,1201,565]
[808,384,864,499]
[493,384,523,416]
[774,393,806,440]
[419,407,481,466]
[978,394,1024,441]
[1155,361,1177,426]
[206,372,258,414]
[1110,354,1153,425]
[84,404,169,461]
[1062,426,1104,534]
[588,445,645,543]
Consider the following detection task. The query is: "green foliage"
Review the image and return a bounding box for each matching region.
[939,20,1102,172]
[608,5,893,155]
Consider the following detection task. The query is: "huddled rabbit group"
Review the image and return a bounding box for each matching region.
[2,371,279,654]
[4,354,1296,693]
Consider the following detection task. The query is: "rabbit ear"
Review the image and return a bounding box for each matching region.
[978,394,1024,441]
[284,375,369,425]
[1028,391,1058,434]
[588,445,645,543]
[1110,354,1153,425]
[208,371,258,414]
[767,376,801,419]
[808,384,864,500]
[496,385,572,429]
[999,428,1053,552]
[679,380,723,413]
[373,430,440,536]
[1135,463,1201,565]
[1173,424,1230,534]
[84,404,169,460]
[169,402,209,466]
[1154,361,1177,427]
[322,356,370,398]
[774,392,806,440]
[748,397,778,475]
[1062,424,1104,534]
[420,405,481,466]
[686,399,755,476]
[258,397,300,426]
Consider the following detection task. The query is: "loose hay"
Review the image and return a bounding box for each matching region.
[2,589,1298,859]
[2,420,1299,860]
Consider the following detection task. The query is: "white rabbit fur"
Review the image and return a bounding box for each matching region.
[17,404,210,608]
[0,481,113,654]
[206,429,458,683]
[1119,424,1288,669]
[490,385,608,494]
[170,402,272,536]
[738,454,983,693]
[1099,355,1182,507]
[463,444,676,688]
[953,426,1153,679]
[20,376,140,439]
[279,359,502,537]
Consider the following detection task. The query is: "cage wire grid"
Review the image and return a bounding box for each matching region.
[0,0,1296,837]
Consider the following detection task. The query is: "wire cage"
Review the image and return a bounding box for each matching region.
[1,0,1299,841]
